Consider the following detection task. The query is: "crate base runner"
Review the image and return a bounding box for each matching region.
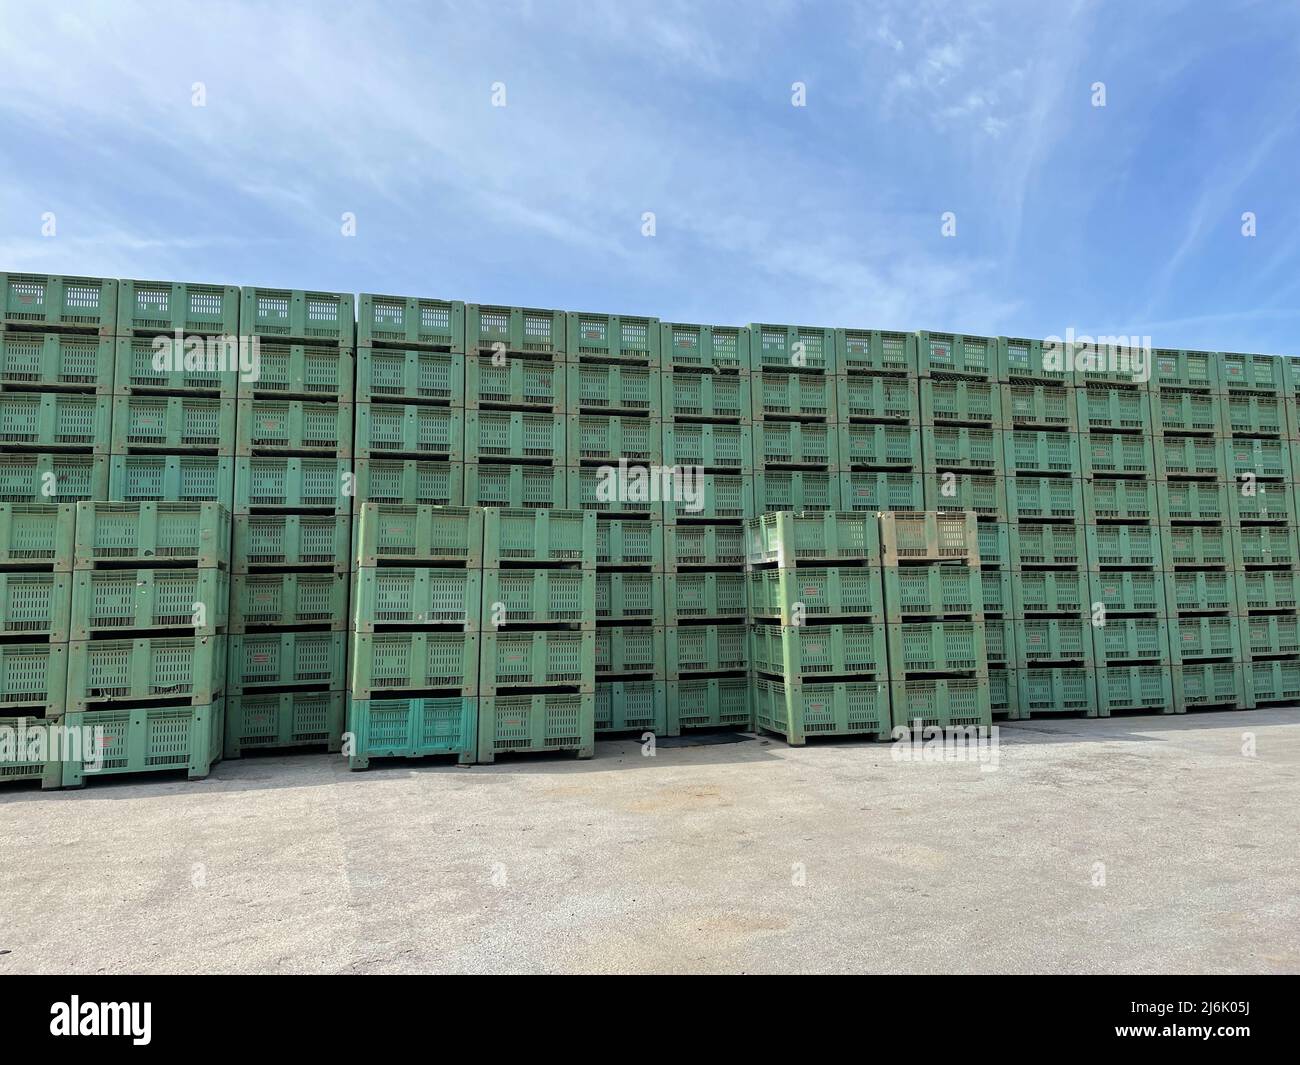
[596,680,666,735]
[477,692,595,762]
[225,691,345,758]
[62,702,224,787]
[346,695,472,768]
[752,676,890,745]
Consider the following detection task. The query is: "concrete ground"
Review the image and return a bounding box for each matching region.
[3,710,1298,974]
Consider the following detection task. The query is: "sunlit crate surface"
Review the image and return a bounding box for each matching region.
[116,279,239,336]
[749,622,886,678]
[232,570,348,631]
[358,294,464,351]
[749,566,883,624]
[481,567,596,627]
[73,501,231,568]
[70,568,228,639]
[887,675,991,729]
[228,691,345,758]
[659,322,750,372]
[666,675,750,733]
[240,287,355,345]
[238,399,356,457]
[236,514,351,572]
[465,410,564,463]
[111,395,235,452]
[240,342,355,402]
[666,624,748,677]
[62,702,223,787]
[0,571,71,640]
[0,331,114,393]
[468,463,568,510]
[350,630,480,697]
[358,347,463,405]
[354,459,463,506]
[753,676,891,745]
[1,273,117,333]
[466,304,566,357]
[745,511,881,565]
[0,503,76,569]
[663,571,747,622]
[0,642,67,711]
[478,629,596,693]
[66,635,225,710]
[226,631,346,694]
[0,392,110,449]
[352,567,479,630]
[476,691,595,762]
[111,455,235,506]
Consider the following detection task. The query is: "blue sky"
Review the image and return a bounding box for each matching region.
[1,0,1298,352]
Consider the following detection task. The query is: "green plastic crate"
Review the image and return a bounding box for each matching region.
[989,666,1017,717]
[1093,617,1168,663]
[1009,523,1084,568]
[231,691,346,758]
[837,424,918,470]
[1086,524,1161,568]
[836,328,915,375]
[881,565,981,620]
[666,676,750,733]
[1150,389,1218,434]
[243,342,355,402]
[887,619,986,673]
[915,331,994,379]
[664,571,746,622]
[232,457,344,512]
[1220,352,1282,394]
[0,572,71,640]
[1012,570,1085,616]
[112,455,235,506]
[1081,431,1153,476]
[977,520,1010,567]
[663,472,753,520]
[1084,478,1157,522]
[476,691,595,761]
[922,472,1005,519]
[346,695,474,767]
[998,337,1068,385]
[354,459,463,506]
[358,294,463,350]
[0,642,67,710]
[74,501,231,568]
[0,455,107,504]
[918,378,1000,427]
[568,311,660,364]
[480,507,593,567]
[984,619,1016,665]
[70,568,227,639]
[226,631,346,694]
[662,422,752,470]
[0,712,63,788]
[1002,383,1076,430]
[67,635,224,710]
[1075,386,1148,431]
[754,675,890,744]
[563,464,655,516]
[467,304,565,356]
[1247,659,1300,706]
[113,336,238,397]
[233,571,348,631]
[1164,570,1233,614]
[982,569,1011,615]
[1223,438,1291,480]
[1090,571,1163,614]
[1002,429,1081,476]
[752,371,833,418]
[1172,662,1245,710]
[1095,664,1171,713]
[1230,480,1294,524]
[753,470,836,514]
[878,511,979,565]
[352,567,478,631]
[754,421,835,467]
[479,629,595,693]
[595,681,666,735]
[888,675,991,729]
[660,322,750,371]
[750,566,883,623]
[0,331,113,392]
[0,392,109,449]
[840,471,925,512]
[234,513,351,572]
[350,630,479,697]
[469,463,569,510]
[1221,393,1284,435]
[664,522,744,568]
[240,399,356,456]
[481,567,596,627]
[924,426,1002,472]
[1153,435,1224,478]
[465,410,563,462]
[0,503,75,568]
[112,395,234,452]
[1150,349,1217,391]
[597,517,664,568]
[240,287,355,345]
[1231,525,1298,567]
[840,374,919,423]
[1018,667,1098,717]
[567,414,661,463]
[62,702,223,787]
[751,323,835,372]
[358,347,465,405]
[1171,616,1240,662]
[2,273,117,332]
[116,279,239,336]
[595,571,663,623]
[1018,618,1091,663]
[563,362,649,413]
[1159,525,1230,568]
[596,626,667,677]
[662,370,750,420]
[1235,568,1300,612]
[666,624,749,677]
[466,351,564,410]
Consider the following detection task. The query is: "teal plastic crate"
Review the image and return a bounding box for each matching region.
[1090,570,1163,613]
[1009,523,1084,568]
[984,619,1015,665]
[595,680,666,735]
[116,279,239,336]
[922,472,1004,519]
[664,522,744,568]
[346,695,473,767]
[1172,662,1246,710]
[354,459,463,506]
[240,287,355,345]
[1003,429,1081,476]
[1221,393,1284,436]
[70,568,227,639]
[466,410,563,462]
[753,470,836,514]
[232,457,344,511]
[479,629,595,693]
[1223,438,1291,480]
[226,631,345,694]
[1150,349,1218,390]
[0,642,67,711]
[1164,570,1233,614]
[1084,478,1157,522]
[882,565,981,621]
[1095,664,1170,713]
[1159,525,1230,568]
[1002,383,1076,430]
[481,507,593,567]
[915,331,995,379]
[888,675,991,729]
[481,567,596,627]
[113,336,237,397]
[1012,570,1086,616]
[595,571,663,623]
[0,453,107,504]
[754,421,835,467]
[74,500,230,569]
[352,567,479,631]
[1018,618,1091,663]
[1153,435,1224,478]
[1220,352,1282,394]
[878,511,978,565]
[662,422,751,470]
[887,619,986,673]
[597,517,664,568]
[982,568,1011,615]
[239,399,356,456]
[1005,476,1083,522]
[469,463,569,510]
[476,691,595,761]
[2,273,117,333]
[229,691,345,758]
[665,624,748,677]
[243,342,355,402]
[751,323,835,372]
[358,294,463,350]
[0,331,113,392]
[67,635,224,709]
[1075,386,1148,431]
[62,702,223,787]
[1230,480,1294,524]
[111,455,235,505]
[1018,667,1098,717]
[0,572,71,640]
[1246,659,1300,706]
[1080,431,1153,476]
[1235,568,1300,612]
[840,471,925,512]
[1231,525,1298,567]
[752,371,833,418]
[1149,389,1218,434]
[350,630,479,697]
[467,304,566,356]
[977,520,1010,568]
[1086,524,1161,568]
[660,323,750,371]
[233,571,348,631]
[662,472,752,520]
[567,312,660,364]
[0,392,110,448]
[837,424,919,470]
[661,370,750,420]
[0,502,75,568]
[566,414,661,463]
[564,362,652,414]
[112,395,234,452]
[918,378,1000,427]
[998,336,1068,385]
[1170,616,1240,662]
[666,676,749,733]
[754,676,890,744]
[234,513,351,572]
[663,571,746,622]
[839,374,919,423]
[836,328,915,375]
[596,626,667,677]
[750,566,883,623]
[358,347,465,405]
[1093,617,1169,663]
[924,426,1002,472]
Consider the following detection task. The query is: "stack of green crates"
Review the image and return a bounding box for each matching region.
[478,507,595,762]
[661,321,749,733]
[348,504,482,768]
[747,511,891,743]
[0,503,75,788]
[64,501,229,785]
